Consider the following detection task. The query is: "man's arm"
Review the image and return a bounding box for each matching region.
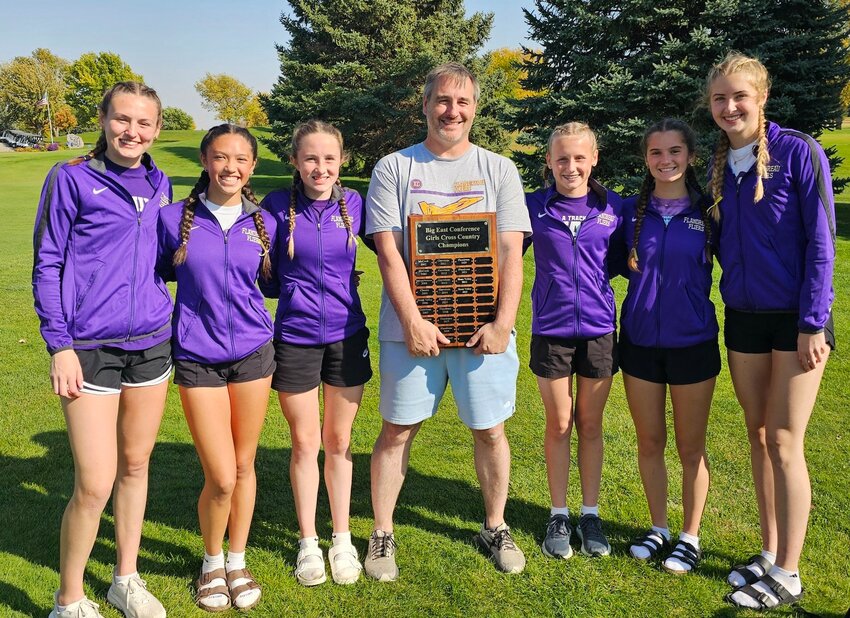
[373,231,449,356]
[465,230,524,354]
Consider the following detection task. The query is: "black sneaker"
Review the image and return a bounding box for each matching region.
[577,513,611,557]
[541,514,573,559]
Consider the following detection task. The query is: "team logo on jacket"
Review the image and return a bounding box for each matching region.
[418,196,483,215]
[683,217,705,232]
[765,164,780,179]
[596,213,616,227]
[331,214,347,229]
[242,227,263,245]
[159,193,170,207]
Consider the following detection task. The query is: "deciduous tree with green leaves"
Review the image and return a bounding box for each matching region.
[264,0,510,174]
[514,0,850,193]
[0,48,68,134]
[66,52,143,128]
[195,73,254,125]
[161,106,195,130]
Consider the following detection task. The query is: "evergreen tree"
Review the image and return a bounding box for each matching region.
[514,0,850,192]
[264,0,505,174]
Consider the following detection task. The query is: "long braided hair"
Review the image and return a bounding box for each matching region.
[706,51,772,222]
[172,124,271,280]
[629,119,712,272]
[69,81,162,166]
[287,120,356,260]
[542,121,598,188]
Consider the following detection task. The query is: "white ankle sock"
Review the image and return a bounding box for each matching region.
[727,549,775,587]
[226,550,246,571]
[550,506,569,517]
[630,526,670,560]
[729,565,801,609]
[332,531,352,546]
[226,548,260,609]
[299,536,320,550]
[113,570,138,584]
[662,532,700,573]
[198,552,228,609]
[580,504,599,517]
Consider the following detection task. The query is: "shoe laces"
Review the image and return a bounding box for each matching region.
[490,526,518,551]
[370,532,396,559]
[546,516,570,540]
[580,514,604,540]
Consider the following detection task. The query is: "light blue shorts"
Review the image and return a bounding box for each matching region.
[378,333,518,430]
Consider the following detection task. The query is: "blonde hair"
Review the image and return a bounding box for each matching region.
[287,120,355,260]
[542,122,598,186]
[706,51,772,221]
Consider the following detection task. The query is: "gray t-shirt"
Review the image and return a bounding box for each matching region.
[366,142,531,342]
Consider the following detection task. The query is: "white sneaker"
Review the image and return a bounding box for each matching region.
[295,545,327,586]
[106,574,166,618]
[329,542,362,584]
[49,595,104,618]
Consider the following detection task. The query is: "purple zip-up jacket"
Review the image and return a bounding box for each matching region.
[524,179,624,339]
[260,186,369,345]
[711,122,835,332]
[619,193,719,348]
[157,196,276,364]
[33,154,173,355]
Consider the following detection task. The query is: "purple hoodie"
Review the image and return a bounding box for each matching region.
[157,197,276,364]
[619,193,719,348]
[33,154,173,354]
[711,122,835,332]
[525,179,624,339]
[260,186,369,345]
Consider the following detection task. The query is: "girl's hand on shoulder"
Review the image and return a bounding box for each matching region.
[797,331,828,372]
[51,349,84,398]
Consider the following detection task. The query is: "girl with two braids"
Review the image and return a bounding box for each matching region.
[33,82,171,618]
[524,122,623,560]
[620,119,719,575]
[706,52,836,611]
[261,120,373,586]
[158,124,276,612]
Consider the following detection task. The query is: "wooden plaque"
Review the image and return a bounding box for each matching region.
[408,212,499,347]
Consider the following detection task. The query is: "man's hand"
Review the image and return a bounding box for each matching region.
[404,317,450,356]
[465,321,510,355]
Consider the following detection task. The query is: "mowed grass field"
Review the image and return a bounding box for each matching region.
[0,128,848,617]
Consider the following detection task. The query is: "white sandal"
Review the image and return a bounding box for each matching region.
[329,542,362,584]
[295,545,327,586]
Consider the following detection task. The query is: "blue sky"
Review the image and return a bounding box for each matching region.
[1,0,535,129]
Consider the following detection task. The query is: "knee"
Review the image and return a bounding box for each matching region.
[472,426,505,447]
[637,433,666,458]
[206,471,237,500]
[765,428,800,464]
[73,479,113,513]
[746,424,768,450]
[377,421,419,450]
[574,415,602,441]
[676,443,707,472]
[291,432,321,460]
[119,454,151,480]
[322,430,351,457]
[545,418,572,441]
[234,456,256,481]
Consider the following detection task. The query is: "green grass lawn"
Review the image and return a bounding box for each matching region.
[1,129,848,617]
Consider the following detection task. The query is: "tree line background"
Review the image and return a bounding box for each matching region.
[2,0,849,192]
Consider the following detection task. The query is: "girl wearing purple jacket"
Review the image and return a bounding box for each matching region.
[525,122,622,560]
[33,82,171,618]
[158,125,275,612]
[261,120,372,586]
[620,119,719,575]
[706,52,835,611]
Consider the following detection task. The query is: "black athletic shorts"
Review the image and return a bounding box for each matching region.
[272,327,372,393]
[529,332,618,379]
[76,339,172,395]
[724,308,836,354]
[173,341,275,388]
[619,335,720,385]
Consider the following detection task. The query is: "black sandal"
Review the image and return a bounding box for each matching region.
[728,554,772,587]
[724,573,804,611]
[629,529,671,561]
[662,540,701,574]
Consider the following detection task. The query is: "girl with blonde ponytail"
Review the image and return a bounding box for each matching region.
[706,51,836,611]
[260,120,373,587]
[158,124,276,612]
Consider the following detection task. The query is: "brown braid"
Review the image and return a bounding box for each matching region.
[172,171,209,266]
[686,166,714,265]
[753,107,769,203]
[628,171,654,273]
[336,179,358,249]
[287,174,299,260]
[69,81,162,166]
[708,131,730,223]
[242,183,272,280]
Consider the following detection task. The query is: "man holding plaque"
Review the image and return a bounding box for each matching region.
[364,62,532,580]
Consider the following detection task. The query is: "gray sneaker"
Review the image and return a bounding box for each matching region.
[541,514,573,559]
[49,595,104,618]
[363,529,399,582]
[106,574,166,618]
[577,513,611,557]
[475,522,526,574]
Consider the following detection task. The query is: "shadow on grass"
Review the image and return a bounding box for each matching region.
[837,201,850,241]
[0,580,42,617]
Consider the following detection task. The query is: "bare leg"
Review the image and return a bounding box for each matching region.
[114,381,168,575]
[321,384,363,533]
[57,394,120,605]
[537,375,574,509]
[279,388,322,538]
[669,378,715,536]
[471,422,510,528]
[573,376,613,508]
[370,420,422,532]
[623,373,668,528]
